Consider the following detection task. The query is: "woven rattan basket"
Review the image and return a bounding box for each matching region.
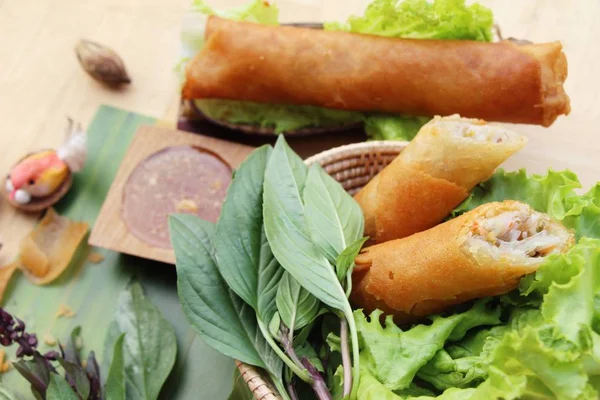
[237,140,409,399]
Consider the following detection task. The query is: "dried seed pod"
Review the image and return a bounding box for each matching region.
[75,39,131,86]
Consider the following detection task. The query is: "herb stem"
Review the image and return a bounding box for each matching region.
[301,358,332,400]
[281,324,332,400]
[257,319,312,383]
[344,307,360,396]
[280,327,304,369]
[344,272,352,298]
[340,318,352,396]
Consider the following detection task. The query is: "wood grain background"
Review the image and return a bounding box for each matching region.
[1,0,599,266]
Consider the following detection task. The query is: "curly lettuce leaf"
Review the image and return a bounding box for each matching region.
[416,350,487,390]
[455,169,600,239]
[363,115,430,141]
[192,0,279,24]
[357,370,477,400]
[486,327,597,399]
[453,169,583,219]
[356,300,500,390]
[195,99,362,134]
[564,185,600,239]
[325,0,493,41]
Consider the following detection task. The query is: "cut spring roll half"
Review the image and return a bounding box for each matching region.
[183,17,570,126]
[356,115,527,243]
[351,201,574,321]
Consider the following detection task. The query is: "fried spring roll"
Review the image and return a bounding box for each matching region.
[356,115,527,243]
[183,17,570,126]
[352,201,574,321]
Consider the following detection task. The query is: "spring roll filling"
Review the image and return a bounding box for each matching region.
[465,210,568,264]
[442,119,518,144]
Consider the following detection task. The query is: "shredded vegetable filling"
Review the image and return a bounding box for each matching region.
[467,210,565,262]
[444,120,512,143]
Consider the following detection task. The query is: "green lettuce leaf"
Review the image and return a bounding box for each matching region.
[192,0,278,25]
[356,369,477,400]
[363,115,430,141]
[453,169,583,220]
[484,327,596,400]
[454,169,600,239]
[194,99,362,134]
[352,166,600,400]
[356,300,500,391]
[564,185,600,239]
[325,0,493,41]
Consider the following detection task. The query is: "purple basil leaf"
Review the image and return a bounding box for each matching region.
[64,327,82,365]
[58,358,91,399]
[13,359,50,395]
[86,351,102,399]
[31,386,44,400]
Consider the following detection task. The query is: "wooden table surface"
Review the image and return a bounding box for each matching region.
[1,0,599,299]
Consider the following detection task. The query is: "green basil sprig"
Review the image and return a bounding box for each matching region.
[263,136,363,395]
[171,136,369,399]
[213,145,313,384]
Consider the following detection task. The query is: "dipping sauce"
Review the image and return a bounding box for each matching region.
[121,145,231,249]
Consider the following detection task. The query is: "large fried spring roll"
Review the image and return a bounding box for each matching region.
[356,115,527,243]
[183,17,570,126]
[352,201,574,321]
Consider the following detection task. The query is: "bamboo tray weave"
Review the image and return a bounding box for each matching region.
[239,140,409,399]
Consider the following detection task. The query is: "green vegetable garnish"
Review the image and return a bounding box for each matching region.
[1,282,176,400]
[325,0,493,41]
[344,170,600,399]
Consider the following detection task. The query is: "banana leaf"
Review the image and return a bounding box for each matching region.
[0,105,233,399]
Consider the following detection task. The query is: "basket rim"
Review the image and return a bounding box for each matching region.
[304,140,408,165]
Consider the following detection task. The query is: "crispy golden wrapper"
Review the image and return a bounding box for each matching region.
[184,17,570,126]
[355,115,527,243]
[352,201,574,321]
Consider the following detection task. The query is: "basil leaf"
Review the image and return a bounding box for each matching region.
[263,136,361,393]
[335,237,369,282]
[85,351,102,400]
[263,136,350,312]
[303,164,364,264]
[12,355,51,396]
[104,334,126,400]
[57,359,90,399]
[215,145,283,323]
[170,215,283,380]
[269,312,282,339]
[276,272,320,333]
[103,281,177,400]
[46,374,78,400]
[63,326,82,365]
